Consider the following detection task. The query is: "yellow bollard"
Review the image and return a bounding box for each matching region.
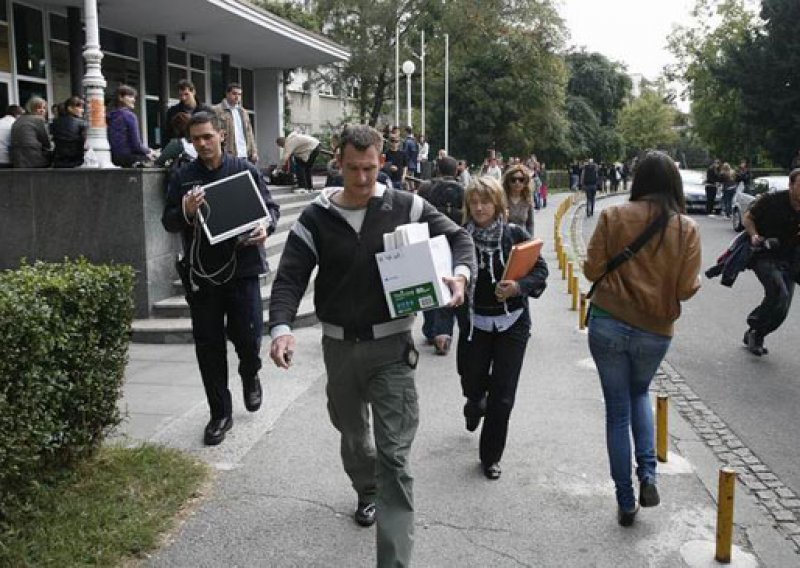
[657,395,669,463]
[567,262,574,294]
[561,252,568,280]
[571,275,579,310]
[716,468,737,564]
[579,293,587,330]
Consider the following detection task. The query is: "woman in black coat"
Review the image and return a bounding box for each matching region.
[456,176,548,480]
[52,96,87,168]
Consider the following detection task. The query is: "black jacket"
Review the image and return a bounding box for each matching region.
[418,176,464,225]
[705,232,752,287]
[162,154,280,282]
[51,114,87,168]
[268,186,476,331]
[467,223,548,317]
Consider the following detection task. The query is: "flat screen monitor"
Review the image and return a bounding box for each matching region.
[197,171,271,245]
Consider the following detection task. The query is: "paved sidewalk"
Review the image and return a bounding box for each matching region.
[113,193,795,567]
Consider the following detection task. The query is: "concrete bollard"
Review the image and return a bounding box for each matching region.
[579,293,587,330]
[716,468,737,564]
[657,394,669,463]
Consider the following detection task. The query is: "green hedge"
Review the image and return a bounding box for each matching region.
[0,260,134,515]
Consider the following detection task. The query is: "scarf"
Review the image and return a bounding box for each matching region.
[465,218,509,339]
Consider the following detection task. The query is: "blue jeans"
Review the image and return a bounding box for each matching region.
[422,307,455,340]
[583,184,597,216]
[721,186,736,217]
[588,315,671,510]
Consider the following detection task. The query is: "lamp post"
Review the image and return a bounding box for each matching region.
[402,60,415,130]
[82,0,115,167]
[444,33,449,155]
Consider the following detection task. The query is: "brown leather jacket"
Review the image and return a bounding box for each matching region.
[583,200,702,336]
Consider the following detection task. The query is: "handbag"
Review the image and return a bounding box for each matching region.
[584,213,672,324]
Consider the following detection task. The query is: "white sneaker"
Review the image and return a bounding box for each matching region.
[293,188,309,194]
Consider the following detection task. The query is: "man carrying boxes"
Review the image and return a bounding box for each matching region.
[268,124,475,568]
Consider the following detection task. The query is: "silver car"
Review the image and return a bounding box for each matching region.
[680,169,720,213]
[731,176,789,231]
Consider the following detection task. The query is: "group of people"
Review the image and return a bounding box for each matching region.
[0,97,88,169]
[158,110,799,567]
[704,158,752,217]
[479,152,550,210]
[0,78,260,171]
[574,158,631,217]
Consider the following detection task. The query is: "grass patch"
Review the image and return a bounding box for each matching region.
[0,444,209,567]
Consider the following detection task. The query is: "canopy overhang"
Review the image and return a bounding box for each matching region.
[47,0,349,68]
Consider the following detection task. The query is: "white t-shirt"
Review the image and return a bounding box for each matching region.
[230,106,248,158]
[0,115,16,165]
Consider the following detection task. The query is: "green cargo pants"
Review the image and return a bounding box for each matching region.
[322,331,419,568]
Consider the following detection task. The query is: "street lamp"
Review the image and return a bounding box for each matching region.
[402,59,415,130]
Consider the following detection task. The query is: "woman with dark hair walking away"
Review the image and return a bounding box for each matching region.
[584,151,702,526]
[456,176,548,480]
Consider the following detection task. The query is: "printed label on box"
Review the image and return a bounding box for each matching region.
[389,283,440,316]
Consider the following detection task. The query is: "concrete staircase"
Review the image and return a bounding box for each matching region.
[131,185,318,343]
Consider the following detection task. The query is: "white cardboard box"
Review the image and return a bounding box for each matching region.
[375,234,453,318]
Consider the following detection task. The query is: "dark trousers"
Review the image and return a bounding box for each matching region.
[456,312,530,465]
[422,307,455,340]
[705,185,717,214]
[295,145,320,191]
[189,276,263,420]
[747,257,795,339]
[584,184,597,217]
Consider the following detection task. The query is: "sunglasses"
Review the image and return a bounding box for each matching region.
[510,177,526,183]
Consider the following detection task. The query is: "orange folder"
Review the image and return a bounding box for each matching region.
[502,238,544,281]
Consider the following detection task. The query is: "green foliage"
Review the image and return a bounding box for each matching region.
[0,444,208,567]
[0,259,134,517]
[248,0,322,31]
[566,51,632,127]
[666,0,766,162]
[617,88,679,155]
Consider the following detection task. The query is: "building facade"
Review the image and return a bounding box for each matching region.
[0,0,348,164]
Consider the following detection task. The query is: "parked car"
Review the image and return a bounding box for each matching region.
[731,176,789,231]
[680,169,720,213]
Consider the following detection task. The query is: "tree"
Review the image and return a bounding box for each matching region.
[617,88,679,155]
[727,0,800,167]
[666,0,762,161]
[565,51,631,126]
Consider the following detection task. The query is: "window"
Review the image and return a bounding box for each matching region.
[167,47,185,66]
[191,70,206,102]
[103,54,141,113]
[99,27,137,59]
[168,66,188,99]
[13,4,46,78]
[49,41,71,105]
[241,68,254,109]
[190,53,204,71]
[0,22,9,73]
[49,13,67,42]
[146,98,162,147]
[0,81,9,110]
[143,41,158,96]
[210,59,224,103]
[18,80,47,109]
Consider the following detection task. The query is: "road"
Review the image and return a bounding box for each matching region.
[580,194,800,500]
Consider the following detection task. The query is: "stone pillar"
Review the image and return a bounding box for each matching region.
[254,69,282,165]
[82,0,115,168]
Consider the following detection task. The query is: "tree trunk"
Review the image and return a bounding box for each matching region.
[369,67,388,127]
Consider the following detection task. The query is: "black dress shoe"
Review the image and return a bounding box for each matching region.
[745,329,768,356]
[464,397,486,432]
[618,504,639,527]
[483,462,501,480]
[203,416,233,446]
[639,481,660,507]
[354,501,376,527]
[243,375,263,412]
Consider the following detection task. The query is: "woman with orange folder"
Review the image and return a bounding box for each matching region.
[455,176,548,480]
